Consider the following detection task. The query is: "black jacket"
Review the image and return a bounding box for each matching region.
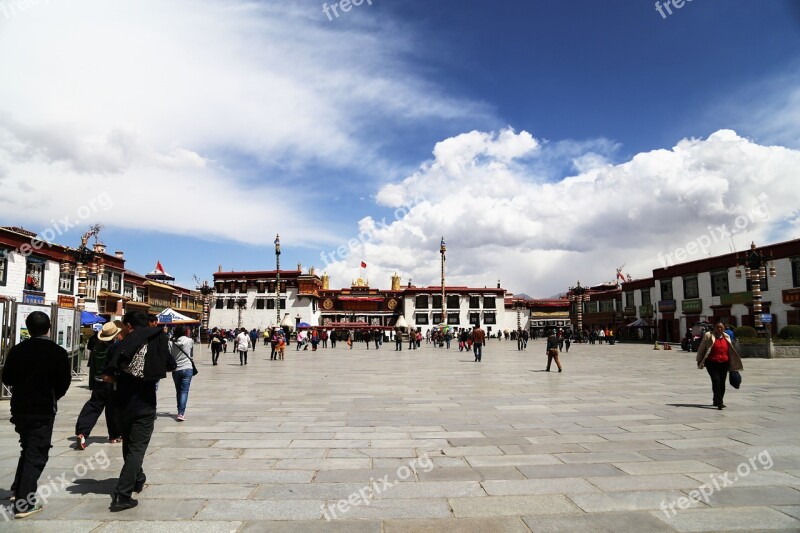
[104,327,176,381]
[2,338,71,417]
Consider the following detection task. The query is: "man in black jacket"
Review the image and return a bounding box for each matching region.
[102,310,175,512]
[2,311,71,518]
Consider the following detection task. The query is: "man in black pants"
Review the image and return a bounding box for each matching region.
[2,311,71,518]
[103,311,175,512]
[395,329,403,351]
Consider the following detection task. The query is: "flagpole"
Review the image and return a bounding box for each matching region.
[440,237,446,326]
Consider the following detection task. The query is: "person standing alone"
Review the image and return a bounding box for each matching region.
[697,322,743,409]
[472,323,486,362]
[2,312,71,518]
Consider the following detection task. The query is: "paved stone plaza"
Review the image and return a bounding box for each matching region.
[1,339,799,532]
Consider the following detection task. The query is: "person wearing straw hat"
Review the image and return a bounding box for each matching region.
[75,320,124,450]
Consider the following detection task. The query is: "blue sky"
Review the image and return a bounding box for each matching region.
[1,0,799,295]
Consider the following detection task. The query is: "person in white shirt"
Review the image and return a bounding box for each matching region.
[235,328,251,366]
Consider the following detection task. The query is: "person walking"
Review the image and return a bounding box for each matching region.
[321,330,328,348]
[76,321,123,450]
[696,322,743,409]
[395,329,403,351]
[2,311,71,518]
[546,330,562,372]
[102,310,176,512]
[209,327,223,365]
[236,328,251,365]
[374,330,381,349]
[472,323,486,362]
[249,329,258,352]
[330,330,337,349]
[277,331,286,360]
[169,326,194,421]
[348,329,354,350]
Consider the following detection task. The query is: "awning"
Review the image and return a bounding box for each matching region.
[80,311,106,326]
[157,307,199,324]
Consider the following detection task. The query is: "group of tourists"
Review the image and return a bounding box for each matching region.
[2,310,188,517]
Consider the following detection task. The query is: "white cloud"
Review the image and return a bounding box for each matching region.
[324,128,800,296]
[0,0,485,246]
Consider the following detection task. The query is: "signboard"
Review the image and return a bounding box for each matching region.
[761,314,773,324]
[58,295,76,308]
[531,311,570,318]
[721,291,753,306]
[22,290,46,305]
[623,306,637,317]
[682,299,703,314]
[56,308,76,350]
[14,304,51,345]
[639,304,654,318]
[783,288,800,304]
[658,300,676,313]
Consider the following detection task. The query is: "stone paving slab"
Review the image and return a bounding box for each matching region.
[523,511,677,532]
[1,341,798,530]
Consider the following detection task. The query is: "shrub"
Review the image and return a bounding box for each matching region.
[734,326,757,338]
[778,325,800,340]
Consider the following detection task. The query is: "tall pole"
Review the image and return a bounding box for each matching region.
[440,237,446,325]
[275,234,281,326]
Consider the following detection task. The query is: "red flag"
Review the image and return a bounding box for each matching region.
[156,260,165,273]
[360,261,367,268]
[617,271,626,283]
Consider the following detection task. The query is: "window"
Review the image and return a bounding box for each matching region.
[583,300,598,313]
[640,289,651,306]
[215,282,224,293]
[447,312,459,325]
[683,276,699,299]
[625,291,634,307]
[484,313,497,325]
[433,313,442,323]
[710,270,729,297]
[793,258,800,288]
[432,295,442,309]
[267,299,275,309]
[469,312,480,324]
[25,258,45,291]
[257,283,265,294]
[415,295,429,309]
[0,249,8,286]
[99,271,109,290]
[447,295,460,309]
[59,270,73,294]
[226,299,235,309]
[111,272,121,293]
[661,279,673,301]
[256,299,265,309]
[483,297,496,309]
[215,298,224,309]
[124,283,134,299]
[86,274,98,301]
[469,296,480,309]
[415,314,429,325]
[600,300,614,312]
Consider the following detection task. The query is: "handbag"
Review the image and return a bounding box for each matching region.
[729,370,741,389]
[174,342,198,376]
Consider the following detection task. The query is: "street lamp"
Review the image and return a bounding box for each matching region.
[569,281,588,342]
[440,237,446,326]
[735,242,776,329]
[275,234,281,327]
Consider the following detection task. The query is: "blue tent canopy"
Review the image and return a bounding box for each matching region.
[80,311,106,326]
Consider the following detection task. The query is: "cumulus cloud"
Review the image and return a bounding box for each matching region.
[0,0,485,246]
[324,128,800,296]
